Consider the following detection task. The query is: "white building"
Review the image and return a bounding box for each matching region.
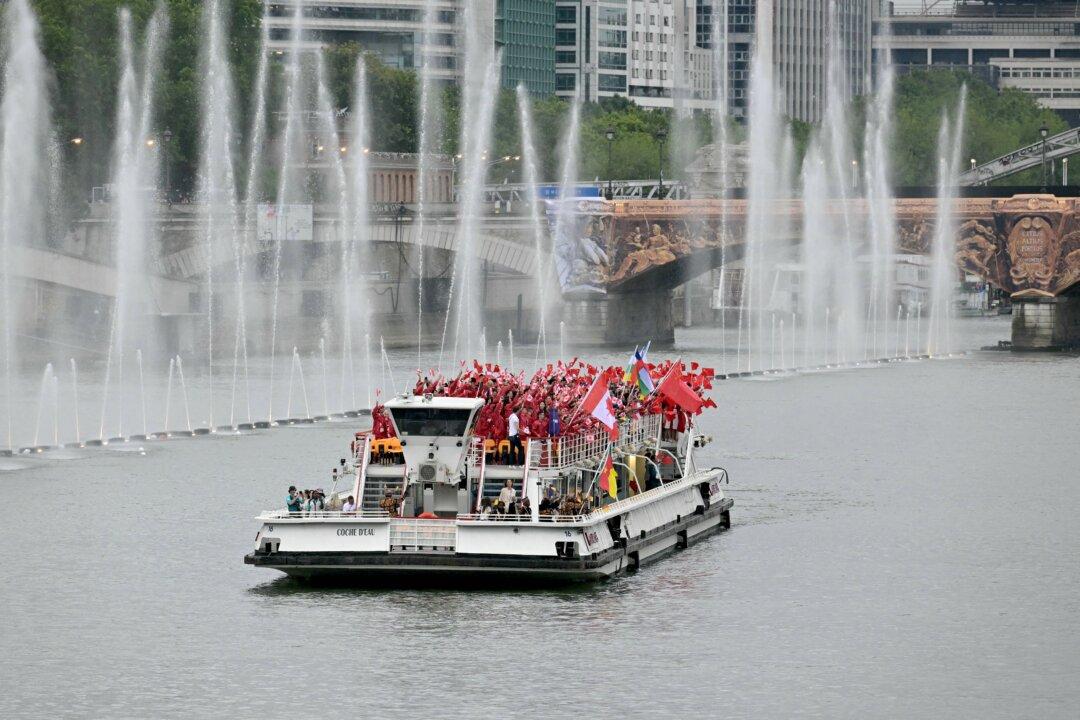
[265,1,463,84]
[554,0,871,123]
[874,0,1080,123]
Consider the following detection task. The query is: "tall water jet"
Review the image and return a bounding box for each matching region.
[198,0,243,432]
[517,85,549,364]
[344,56,372,412]
[445,5,501,363]
[863,25,897,360]
[238,0,272,425]
[101,7,166,440]
[0,0,53,450]
[711,0,731,372]
[743,0,785,371]
[312,55,351,405]
[415,0,445,364]
[821,0,863,364]
[800,146,832,364]
[928,89,968,356]
[267,3,306,422]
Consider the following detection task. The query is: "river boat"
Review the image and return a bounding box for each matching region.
[244,363,733,585]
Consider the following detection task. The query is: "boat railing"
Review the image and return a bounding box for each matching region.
[258,509,391,520]
[459,470,713,525]
[389,517,457,551]
[457,512,586,523]
[534,414,662,471]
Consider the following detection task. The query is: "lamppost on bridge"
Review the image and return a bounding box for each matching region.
[1040,125,1049,191]
[605,127,615,200]
[163,128,173,201]
[1065,157,1069,186]
[970,157,976,172]
[655,128,667,197]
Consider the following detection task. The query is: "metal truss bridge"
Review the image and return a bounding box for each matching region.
[960,127,1080,186]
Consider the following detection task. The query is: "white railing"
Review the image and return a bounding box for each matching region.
[351,433,372,507]
[533,414,663,471]
[458,464,716,525]
[389,518,457,551]
[618,414,662,451]
[258,509,390,520]
[458,513,537,523]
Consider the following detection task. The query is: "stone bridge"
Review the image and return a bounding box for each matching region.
[554,194,1080,349]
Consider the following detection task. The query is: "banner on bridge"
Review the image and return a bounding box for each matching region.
[256,203,314,243]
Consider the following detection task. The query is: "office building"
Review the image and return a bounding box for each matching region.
[265,1,557,96]
[497,1,557,95]
[874,0,1080,123]
[555,1,870,123]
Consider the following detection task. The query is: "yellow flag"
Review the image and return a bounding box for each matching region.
[601,454,618,499]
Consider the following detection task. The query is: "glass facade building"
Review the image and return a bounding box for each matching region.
[497,0,557,95]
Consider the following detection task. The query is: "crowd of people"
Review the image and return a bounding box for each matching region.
[473,478,601,519]
[368,357,717,450]
[285,486,328,514]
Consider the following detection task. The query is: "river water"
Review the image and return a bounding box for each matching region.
[1,317,1076,718]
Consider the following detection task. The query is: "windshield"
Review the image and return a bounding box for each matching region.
[389,407,474,437]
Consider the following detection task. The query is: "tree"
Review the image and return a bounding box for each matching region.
[30,0,262,211]
[890,69,1067,187]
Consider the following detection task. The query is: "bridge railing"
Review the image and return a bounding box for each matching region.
[960,127,1080,186]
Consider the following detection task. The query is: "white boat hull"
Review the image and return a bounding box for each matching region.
[246,469,733,586]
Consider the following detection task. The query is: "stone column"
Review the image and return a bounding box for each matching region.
[1011,294,1080,350]
[605,289,675,346]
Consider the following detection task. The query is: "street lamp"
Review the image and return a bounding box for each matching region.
[655,128,667,196]
[970,157,976,172]
[605,126,615,200]
[1040,125,1049,191]
[851,159,858,190]
[162,128,173,200]
[70,137,84,146]
[1064,157,1069,186]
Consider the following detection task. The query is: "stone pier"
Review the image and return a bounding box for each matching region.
[604,289,676,346]
[1011,293,1080,350]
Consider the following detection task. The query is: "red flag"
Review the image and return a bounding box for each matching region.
[657,363,705,414]
[580,369,618,439]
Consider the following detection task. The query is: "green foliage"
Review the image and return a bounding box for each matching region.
[890,69,1067,187]
[31,0,262,206]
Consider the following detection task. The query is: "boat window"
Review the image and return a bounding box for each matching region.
[389,408,473,437]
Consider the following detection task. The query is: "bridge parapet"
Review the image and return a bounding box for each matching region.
[550,194,1080,348]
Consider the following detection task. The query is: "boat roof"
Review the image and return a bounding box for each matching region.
[384,395,485,411]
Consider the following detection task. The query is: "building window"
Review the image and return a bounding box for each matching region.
[556,73,576,91]
[598,73,627,92]
[599,6,627,25]
[598,29,627,47]
[556,50,577,64]
[555,28,576,46]
[555,6,576,24]
[599,51,626,70]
